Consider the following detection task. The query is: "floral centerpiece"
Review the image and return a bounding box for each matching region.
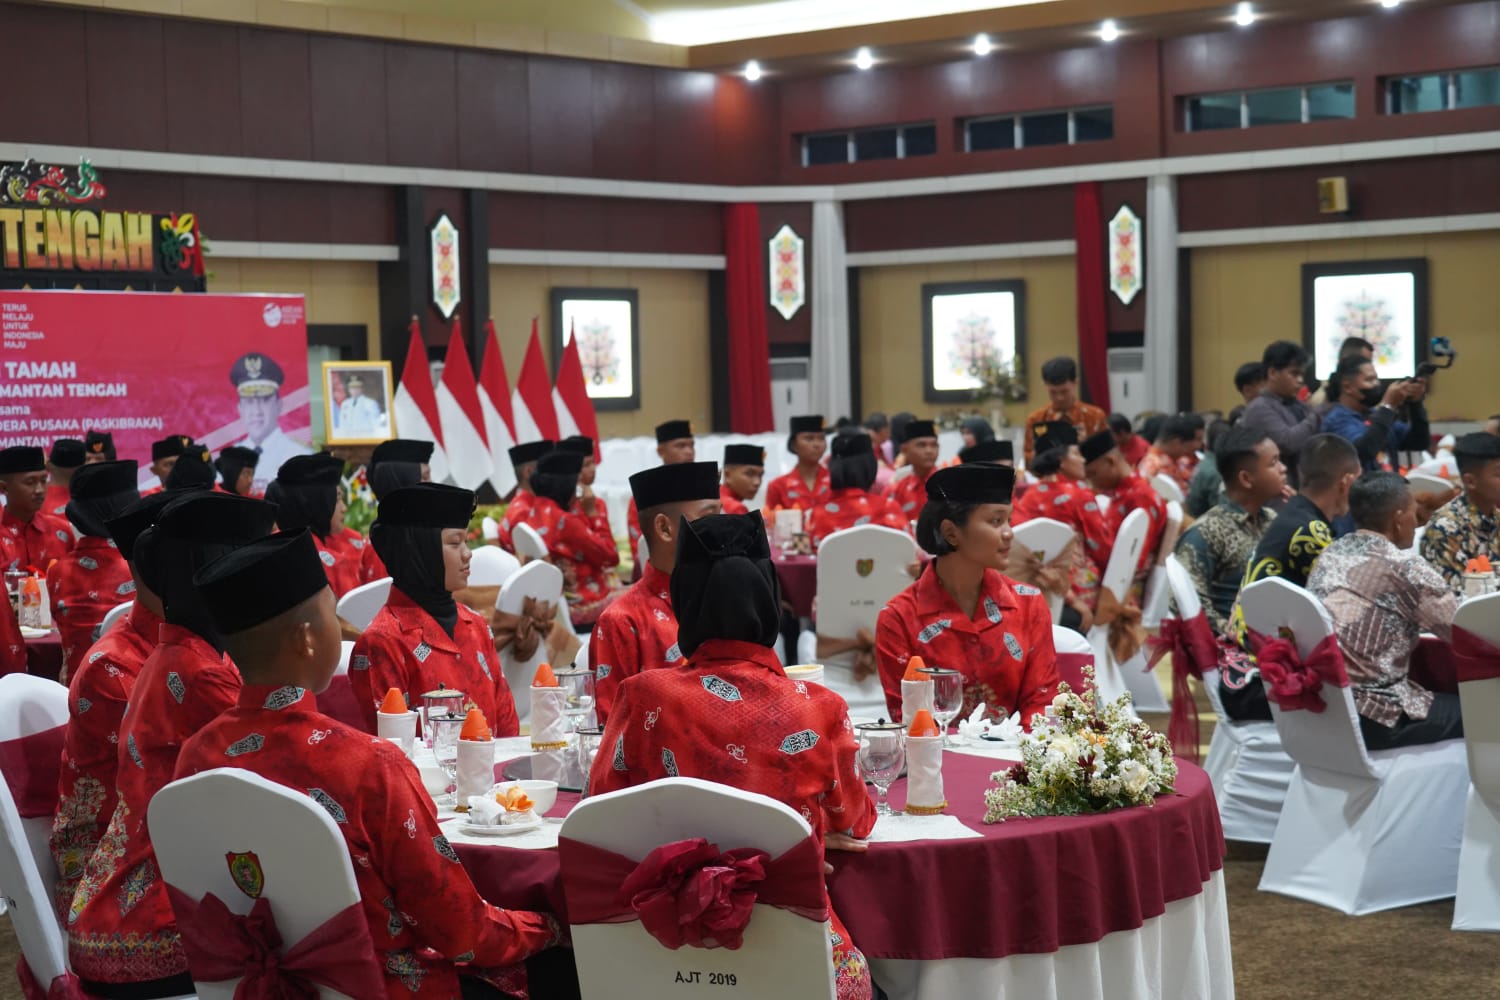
[340,464,376,535]
[983,667,1177,823]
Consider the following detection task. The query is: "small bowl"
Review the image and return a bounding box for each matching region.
[416,761,449,797]
[493,779,559,816]
[784,663,825,685]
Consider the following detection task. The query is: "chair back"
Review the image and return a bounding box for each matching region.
[469,545,521,587]
[335,577,391,633]
[560,778,835,1000]
[513,523,549,564]
[1239,577,1378,780]
[1163,553,1203,620]
[1407,471,1454,499]
[1151,473,1186,505]
[1099,507,1149,600]
[481,514,500,543]
[149,768,375,1000]
[1455,593,1500,814]
[0,674,70,987]
[1051,625,1095,695]
[813,525,916,710]
[99,600,133,637]
[1011,517,1076,623]
[497,561,567,721]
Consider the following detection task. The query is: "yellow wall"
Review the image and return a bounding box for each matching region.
[858,255,1078,423]
[207,258,383,356]
[1191,231,1500,420]
[488,265,712,440]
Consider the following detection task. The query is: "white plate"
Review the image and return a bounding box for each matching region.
[20,627,51,639]
[459,817,544,837]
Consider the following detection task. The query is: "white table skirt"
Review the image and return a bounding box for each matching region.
[869,870,1234,1000]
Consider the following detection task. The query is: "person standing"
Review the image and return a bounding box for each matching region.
[764,415,831,511]
[1022,357,1110,462]
[1237,341,1322,488]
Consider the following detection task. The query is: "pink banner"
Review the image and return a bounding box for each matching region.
[0,290,310,490]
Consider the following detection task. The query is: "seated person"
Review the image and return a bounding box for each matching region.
[807,432,908,546]
[1012,422,1109,626]
[1138,413,1203,494]
[875,463,1060,724]
[47,460,139,679]
[560,435,611,537]
[719,443,765,515]
[1321,354,1430,472]
[958,439,1014,466]
[181,530,566,999]
[351,484,521,736]
[214,445,260,497]
[1309,472,1460,750]
[144,435,193,493]
[527,450,621,628]
[1,444,75,573]
[765,415,831,511]
[625,421,695,565]
[1109,413,1150,467]
[360,438,434,582]
[1080,430,1167,580]
[265,453,363,597]
[889,419,941,518]
[45,438,84,516]
[161,444,216,493]
[1186,419,1234,518]
[498,440,552,552]
[589,512,876,1000]
[1421,432,1500,598]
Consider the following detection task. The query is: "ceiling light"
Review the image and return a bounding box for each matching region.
[854,46,874,70]
[973,33,993,56]
[1235,2,1254,26]
[744,60,762,81]
[1099,19,1120,42]
[1380,0,1400,7]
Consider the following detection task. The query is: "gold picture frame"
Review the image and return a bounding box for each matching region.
[322,360,395,445]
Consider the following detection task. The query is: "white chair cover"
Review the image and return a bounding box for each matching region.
[1011,518,1077,625]
[468,545,520,587]
[99,600,133,638]
[559,778,835,1000]
[335,577,391,633]
[497,561,566,722]
[513,523,548,564]
[1140,501,1184,630]
[1452,593,1500,930]
[481,514,500,543]
[1407,471,1455,499]
[1087,508,1148,714]
[1241,577,1469,914]
[1151,473,1186,505]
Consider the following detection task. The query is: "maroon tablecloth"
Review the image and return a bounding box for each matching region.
[774,555,818,620]
[456,753,1223,962]
[25,631,63,683]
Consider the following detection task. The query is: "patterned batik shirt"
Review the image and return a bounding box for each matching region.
[0,506,73,572]
[1230,494,1334,647]
[889,468,935,521]
[320,527,369,598]
[1174,499,1275,635]
[527,494,620,627]
[1022,400,1110,461]
[1012,474,1114,580]
[1103,475,1169,579]
[1420,492,1500,599]
[1309,530,1456,728]
[807,488,910,547]
[590,562,683,725]
[45,535,134,679]
[765,465,832,513]
[496,489,535,554]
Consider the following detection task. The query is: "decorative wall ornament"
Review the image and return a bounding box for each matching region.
[430,213,461,320]
[768,224,806,321]
[0,158,106,206]
[1302,258,1429,379]
[551,288,642,411]
[1107,205,1142,306]
[920,280,1028,404]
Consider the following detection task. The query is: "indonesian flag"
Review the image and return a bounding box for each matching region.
[552,321,601,461]
[392,317,450,484]
[477,319,518,496]
[435,319,494,490]
[510,319,560,444]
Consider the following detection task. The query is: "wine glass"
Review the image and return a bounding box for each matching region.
[555,668,597,739]
[430,713,464,807]
[926,668,964,747]
[575,725,605,796]
[856,722,906,816]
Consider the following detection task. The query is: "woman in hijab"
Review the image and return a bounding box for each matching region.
[589,512,876,1000]
[358,438,434,583]
[527,450,620,630]
[806,431,909,547]
[265,453,363,597]
[214,446,260,496]
[46,460,139,678]
[349,483,519,737]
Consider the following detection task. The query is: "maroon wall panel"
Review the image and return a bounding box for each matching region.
[653,71,722,183]
[310,36,389,164]
[184,176,258,241]
[385,45,460,169]
[85,13,167,151]
[9,5,89,146]
[760,203,813,347]
[844,187,1076,253]
[238,28,313,161]
[592,63,658,180]
[455,51,531,174]
[487,193,721,255]
[164,20,243,157]
[713,79,781,186]
[527,59,596,178]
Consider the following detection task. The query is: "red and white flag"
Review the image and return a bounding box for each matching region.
[434,319,494,490]
[477,318,518,496]
[392,317,450,483]
[552,321,601,461]
[510,319,560,444]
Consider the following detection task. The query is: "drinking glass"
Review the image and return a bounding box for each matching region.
[575,725,605,795]
[856,722,906,816]
[926,668,964,747]
[555,668,597,738]
[430,713,465,807]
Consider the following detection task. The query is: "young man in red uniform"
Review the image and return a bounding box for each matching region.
[560,435,612,538]
[1080,429,1168,579]
[497,440,551,553]
[807,432,908,547]
[719,443,765,515]
[625,419,695,565]
[350,484,521,736]
[160,445,217,493]
[0,445,74,573]
[44,438,85,516]
[764,414,830,512]
[888,419,941,520]
[51,491,172,917]
[876,463,1061,725]
[1013,422,1110,629]
[179,529,566,999]
[67,491,276,995]
[46,460,139,679]
[213,445,260,496]
[591,462,721,723]
[143,435,194,494]
[527,450,620,628]
[359,437,433,583]
[266,453,363,598]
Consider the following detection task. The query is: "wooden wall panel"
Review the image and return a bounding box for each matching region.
[238,28,313,161]
[385,45,460,169]
[8,5,89,146]
[527,59,596,178]
[163,20,243,156]
[85,12,166,151]
[310,36,389,164]
[455,51,532,174]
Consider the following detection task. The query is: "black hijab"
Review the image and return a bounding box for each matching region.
[530,450,582,509]
[368,439,433,501]
[215,446,260,495]
[265,454,344,539]
[670,513,782,658]
[370,461,422,501]
[370,484,474,639]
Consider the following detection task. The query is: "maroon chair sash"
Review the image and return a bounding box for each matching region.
[0,723,65,818]
[165,888,385,1000]
[17,957,91,1000]
[1451,626,1500,684]
[1146,612,1218,764]
[1055,651,1092,695]
[559,836,828,951]
[1248,630,1348,713]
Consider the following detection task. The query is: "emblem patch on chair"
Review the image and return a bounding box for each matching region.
[856,558,874,578]
[226,851,264,899]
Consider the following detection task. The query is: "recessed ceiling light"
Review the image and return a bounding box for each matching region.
[1380,0,1400,7]
[1100,19,1120,42]
[744,60,762,81]
[1235,2,1255,26]
[973,33,993,56]
[855,46,875,70]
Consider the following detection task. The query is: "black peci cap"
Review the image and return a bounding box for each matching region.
[959,440,1014,465]
[926,463,1016,505]
[0,446,45,474]
[900,420,937,445]
[1079,430,1119,465]
[509,441,554,467]
[536,450,583,476]
[83,431,115,461]
[106,492,177,561]
[151,435,194,462]
[723,444,766,467]
[558,436,594,457]
[370,439,434,468]
[1031,421,1079,450]
[655,420,694,444]
[275,453,345,488]
[156,491,279,544]
[195,530,331,635]
[630,461,721,511]
[48,439,85,469]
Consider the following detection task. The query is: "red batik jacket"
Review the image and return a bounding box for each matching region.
[496,490,535,553]
[806,488,910,547]
[317,527,367,598]
[719,485,750,516]
[1,507,74,572]
[527,495,619,625]
[175,684,561,999]
[44,482,70,518]
[764,466,831,513]
[359,540,389,585]
[350,589,520,738]
[589,563,683,725]
[888,469,935,521]
[46,536,134,678]
[1012,475,1114,577]
[1103,474,1169,578]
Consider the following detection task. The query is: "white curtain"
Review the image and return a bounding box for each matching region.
[811,200,853,421]
[1145,175,1179,413]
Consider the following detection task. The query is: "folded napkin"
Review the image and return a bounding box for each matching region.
[454,738,495,804]
[466,789,538,827]
[954,704,1023,745]
[530,687,569,750]
[375,710,419,749]
[901,678,932,725]
[904,734,945,815]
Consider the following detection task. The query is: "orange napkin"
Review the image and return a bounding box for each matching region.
[497,786,534,812]
[533,662,559,687]
[1467,557,1494,574]
[377,688,407,714]
[907,709,940,737]
[460,708,491,741]
[903,656,930,681]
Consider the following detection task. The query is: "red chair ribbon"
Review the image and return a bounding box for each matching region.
[165,888,385,1000]
[559,836,828,951]
[1054,651,1093,696]
[0,723,65,818]
[1452,626,1500,684]
[1248,630,1349,713]
[17,957,90,1000]
[1145,612,1218,763]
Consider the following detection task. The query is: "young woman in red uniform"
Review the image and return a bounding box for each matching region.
[498,440,552,552]
[807,432,909,547]
[764,415,831,512]
[875,463,1060,725]
[527,450,620,629]
[213,445,260,496]
[46,460,139,679]
[265,453,364,597]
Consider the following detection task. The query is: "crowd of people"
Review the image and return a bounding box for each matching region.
[1,338,1492,999]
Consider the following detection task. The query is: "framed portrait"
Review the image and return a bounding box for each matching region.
[1302,259,1429,381]
[550,288,641,411]
[322,360,395,445]
[921,280,1028,403]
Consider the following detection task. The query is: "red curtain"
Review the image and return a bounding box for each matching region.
[723,203,775,433]
[1073,182,1112,413]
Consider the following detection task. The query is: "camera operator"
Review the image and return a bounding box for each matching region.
[1322,354,1432,473]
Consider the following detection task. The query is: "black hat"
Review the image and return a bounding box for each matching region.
[48,439,85,469]
[70,460,139,502]
[558,436,594,457]
[371,439,434,468]
[926,463,1016,505]
[830,433,874,459]
[630,461,721,511]
[83,431,115,461]
[275,453,345,488]
[509,441,554,467]
[0,446,45,475]
[230,353,286,398]
[789,415,826,436]
[723,444,766,467]
[1455,433,1500,469]
[536,450,583,476]
[1080,430,1119,465]
[1032,421,1079,450]
[164,445,217,492]
[157,491,278,544]
[107,492,176,561]
[959,440,1014,465]
[899,419,938,445]
[195,530,332,635]
[215,446,260,479]
[376,483,474,530]
[151,435,194,462]
[655,420,694,444]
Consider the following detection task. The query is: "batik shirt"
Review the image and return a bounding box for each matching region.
[889,468,935,521]
[1174,499,1274,635]
[1420,493,1500,599]
[496,489,535,553]
[1103,474,1168,578]
[626,496,642,566]
[719,485,750,516]
[46,536,134,678]
[528,495,620,625]
[0,506,73,572]
[51,601,161,918]
[765,466,831,513]
[175,685,561,999]
[350,589,520,738]
[875,566,1060,725]
[1138,447,1195,494]
[590,563,682,725]
[1229,494,1333,648]
[320,526,369,598]
[806,488,909,547]
[1022,400,1110,461]
[571,493,612,541]
[44,482,70,517]
[1012,474,1114,578]
[359,539,389,585]
[67,624,241,983]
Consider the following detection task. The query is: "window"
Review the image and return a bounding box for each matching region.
[965,115,1016,152]
[1183,82,1354,131]
[1389,66,1500,113]
[962,105,1112,153]
[1020,111,1070,147]
[799,122,937,167]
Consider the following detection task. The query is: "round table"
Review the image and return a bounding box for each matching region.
[23,628,63,682]
[772,554,817,620]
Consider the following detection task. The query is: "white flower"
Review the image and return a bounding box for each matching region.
[1118,759,1152,797]
[1047,735,1078,763]
[1051,692,1071,712]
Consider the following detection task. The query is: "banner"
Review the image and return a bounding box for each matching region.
[0,290,310,491]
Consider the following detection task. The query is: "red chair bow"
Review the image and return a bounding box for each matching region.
[1452,626,1500,684]
[17,958,89,1000]
[560,836,828,951]
[165,888,385,1000]
[1145,612,1219,763]
[0,723,65,818]
[1249,631,1348,713]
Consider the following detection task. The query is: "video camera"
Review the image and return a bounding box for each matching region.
[1416,337,1456,378]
